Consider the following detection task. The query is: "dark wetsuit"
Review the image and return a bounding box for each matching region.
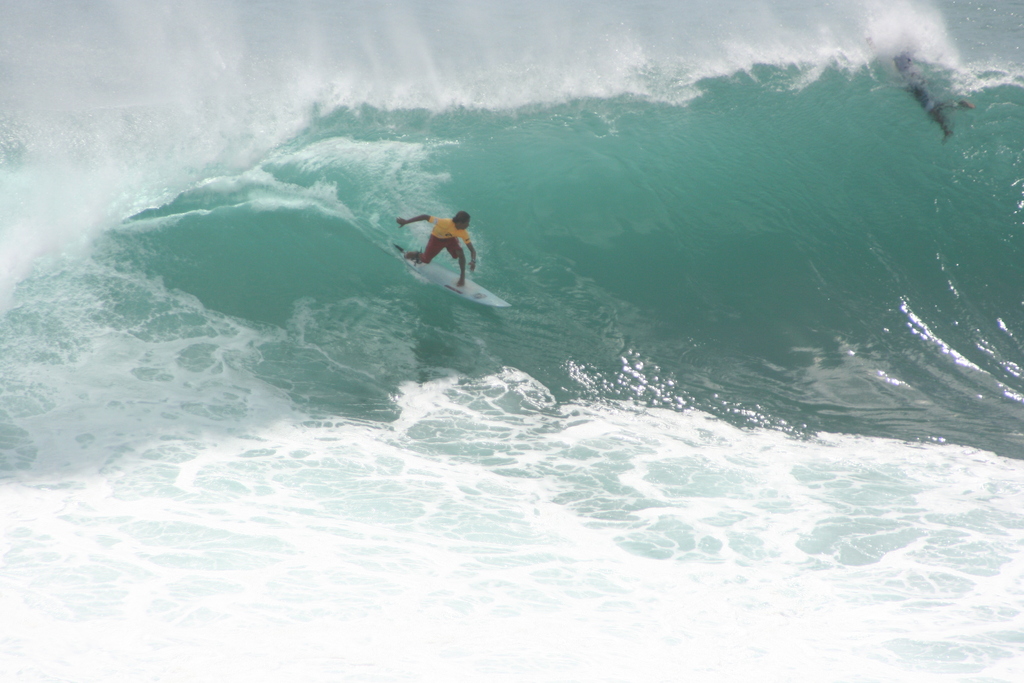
[894,52,955,139]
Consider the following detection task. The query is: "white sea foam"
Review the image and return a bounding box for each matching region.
[2,336,1023,681]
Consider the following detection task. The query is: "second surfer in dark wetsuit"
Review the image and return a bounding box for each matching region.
[894,52,974,141]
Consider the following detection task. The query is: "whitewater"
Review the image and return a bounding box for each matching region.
[2,0,1024,681]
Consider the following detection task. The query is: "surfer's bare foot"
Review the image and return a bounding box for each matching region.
[405,251,421,263]
[456,279,465,287]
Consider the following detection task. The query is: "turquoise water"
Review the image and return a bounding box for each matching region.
[2,1,1024,681]
[111,63,1024,453]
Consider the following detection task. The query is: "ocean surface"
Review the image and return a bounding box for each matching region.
[2,1,1024,680]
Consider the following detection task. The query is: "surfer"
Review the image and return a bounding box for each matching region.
[894,52,974,141]
[396,211,477,287]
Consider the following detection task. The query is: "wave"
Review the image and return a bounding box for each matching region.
[5,5,1024,682]
[51,59,1011,455]
[3,1,1024,455]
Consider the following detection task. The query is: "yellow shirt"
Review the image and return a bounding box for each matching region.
[430,216,472,244]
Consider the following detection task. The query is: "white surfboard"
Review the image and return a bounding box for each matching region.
[394,244,511,308]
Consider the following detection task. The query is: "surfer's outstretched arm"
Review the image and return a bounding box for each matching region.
[397,215,430,226]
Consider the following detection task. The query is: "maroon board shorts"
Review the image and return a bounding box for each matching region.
[420,234,464,263]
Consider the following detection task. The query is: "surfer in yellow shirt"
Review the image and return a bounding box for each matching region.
[396,211,477,287]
